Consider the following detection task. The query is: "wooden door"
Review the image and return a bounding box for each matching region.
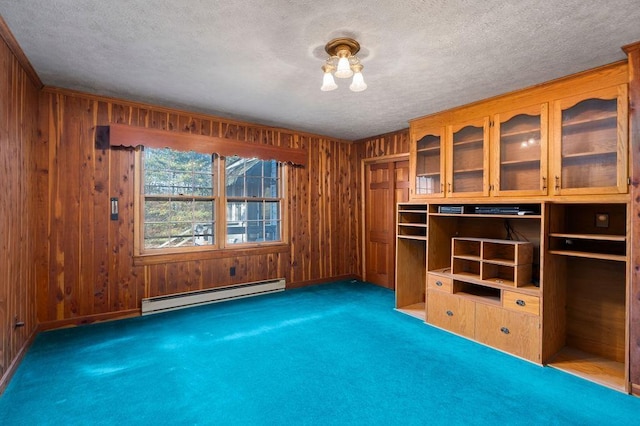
[364,159,410,289]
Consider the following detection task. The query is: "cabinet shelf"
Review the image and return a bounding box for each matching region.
[561,112,617,129]
[398,209,428,214]
[548,233,625,242]
[453,167,484,174]
[416,172,440,177]
[500,158,541,166]
[452,138,483,147]
[398,235,428,241]
[548,347,626,392]
[562,150,616,160]
[417,146,441,153]
[396,302,426,320]
[547,250,626,262]
[500,128,541,138]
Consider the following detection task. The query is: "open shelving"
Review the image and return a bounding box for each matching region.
[545,202,628,391]
[395,203,428,319]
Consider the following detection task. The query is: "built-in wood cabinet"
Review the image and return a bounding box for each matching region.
[410,127,445,198]
[492,104,549,196]
[552,85,628,195]
[400,61,633,394]
[395,200,630,391]
[446,117,490,197]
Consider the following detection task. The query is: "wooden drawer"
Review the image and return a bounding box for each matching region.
[427,274,453,292]
[475,303,540,362]
[502,291,540,316]
[427,291,475,339]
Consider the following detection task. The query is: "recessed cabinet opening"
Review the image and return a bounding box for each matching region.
[453,281,501,305]
[546,202,628,391]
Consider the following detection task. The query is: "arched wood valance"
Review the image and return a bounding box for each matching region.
[95,123,307,166]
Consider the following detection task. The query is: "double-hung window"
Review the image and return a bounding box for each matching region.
[139,147,284,254]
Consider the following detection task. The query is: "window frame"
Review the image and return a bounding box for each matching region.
[134,148,288,262]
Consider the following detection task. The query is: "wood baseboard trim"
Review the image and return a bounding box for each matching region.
[287,274,361,289]
[38,309,141,332]
[631,383,640,397]
[0,327,38,395]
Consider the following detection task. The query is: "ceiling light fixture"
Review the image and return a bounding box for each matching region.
[320,37,367,92]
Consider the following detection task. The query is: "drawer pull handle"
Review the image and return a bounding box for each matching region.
[436,280,443,287]
[500,327,510,335]
[515,299,526,307]
[446,310,454,317]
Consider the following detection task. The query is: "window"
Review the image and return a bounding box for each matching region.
[140,147,284,253]
[225,156,282,245]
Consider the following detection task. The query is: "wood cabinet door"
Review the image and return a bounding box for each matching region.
[410,126,445,199]
[551,84,628,195]
[492,104,549,196]
[446,117,490,198]
[475,303,540,362]
[427,291,475,339]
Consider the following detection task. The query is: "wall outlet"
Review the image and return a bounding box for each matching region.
[595,213,609,228]
[229,266,236,276]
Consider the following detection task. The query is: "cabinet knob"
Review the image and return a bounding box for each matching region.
[448,183,452,193]
[515,299,526,307]
[542,176,547,190]
[500,327,510,335]
[436,280,443,287]
[446,310,454,317]
[555,176,560,191]
[440,183,444,193]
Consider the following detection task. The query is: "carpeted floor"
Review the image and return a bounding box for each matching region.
[1,280,638,425]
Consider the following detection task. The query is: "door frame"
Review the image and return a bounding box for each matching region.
[361,153,410,284]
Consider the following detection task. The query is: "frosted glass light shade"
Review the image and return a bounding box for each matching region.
[349,70,367,92]
[321,71,338,91]
[334,56,353,78]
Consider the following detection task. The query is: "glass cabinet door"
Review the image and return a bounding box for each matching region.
[410,127,445,198]
[553,85,628,195]
[446,117,489,197]
[493,104,548,196]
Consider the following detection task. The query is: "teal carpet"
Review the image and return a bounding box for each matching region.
[1,280,638,425]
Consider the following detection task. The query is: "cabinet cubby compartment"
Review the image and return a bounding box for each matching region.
[547,203,626,261]
[452,238,533,287]
[397,205,427,240]
[453,281,501,306]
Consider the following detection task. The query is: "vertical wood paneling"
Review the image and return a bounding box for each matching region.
[35,88,361,326]
[0,34,39,390]
[623,42,640,394]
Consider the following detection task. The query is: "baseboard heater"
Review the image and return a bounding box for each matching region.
[141,278,286,315]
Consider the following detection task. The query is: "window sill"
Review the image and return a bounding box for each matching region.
[133,243,289,266]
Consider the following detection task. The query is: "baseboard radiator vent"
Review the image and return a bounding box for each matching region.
[141,278,286,315]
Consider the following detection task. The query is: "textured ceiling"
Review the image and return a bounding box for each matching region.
[1,0,640,140]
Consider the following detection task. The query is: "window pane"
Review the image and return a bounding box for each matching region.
[263,178,278,197]
[246,177,262,197]
[143,148,216,249]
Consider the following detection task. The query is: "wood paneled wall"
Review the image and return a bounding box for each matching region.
[354,129,410,160]
[36,88,361,327]
[0,30,40,389]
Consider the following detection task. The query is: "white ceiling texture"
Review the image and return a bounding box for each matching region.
[1,0,640,140]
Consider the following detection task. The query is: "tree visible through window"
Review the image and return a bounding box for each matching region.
[143,148,216,249]
[141,148,283,252]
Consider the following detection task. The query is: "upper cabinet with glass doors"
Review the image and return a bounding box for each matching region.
[492,104,548,196]
[552,85,628,195]
[410,126,445,198]
[446,117,490,198]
